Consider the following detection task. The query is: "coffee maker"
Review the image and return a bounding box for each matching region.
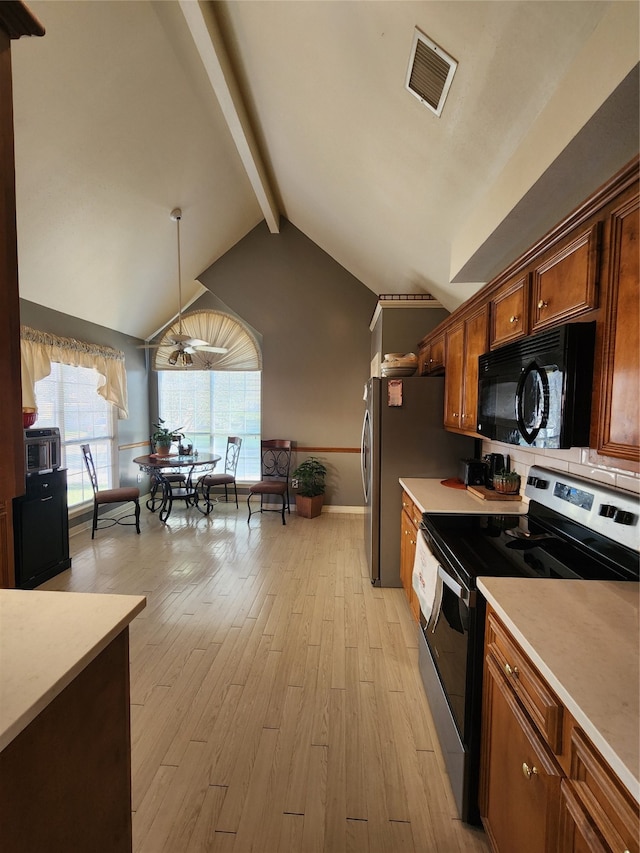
[483,452,509,489]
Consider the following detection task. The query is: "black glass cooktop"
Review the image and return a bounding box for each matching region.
[421,505,640,590]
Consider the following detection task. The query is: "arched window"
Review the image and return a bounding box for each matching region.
[153,309,261,371]
[155,310,262,480]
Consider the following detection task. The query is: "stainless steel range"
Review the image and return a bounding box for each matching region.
[416,466,639,824]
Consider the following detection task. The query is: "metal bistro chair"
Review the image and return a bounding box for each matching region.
[198,437,242,512]
[81,444,140,539]
[247,440,292,525]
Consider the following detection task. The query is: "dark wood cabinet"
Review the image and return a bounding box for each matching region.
[596,189,639,461]
[531,223,600,333]
[13,469,71,588]
[481,608,639,853]
[489,273,530,348]
[418,333,445,375]
[399,490,420,621]
[417,156,639,461]
[481,652,563,853]
[559,729,640,853]
[444,306,488,435]
[0,4,45,588]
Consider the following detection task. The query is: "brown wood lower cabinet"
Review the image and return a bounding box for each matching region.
[559,729,640,853]
[480,608,639,853]
[400,489,420,621]
[481,651,563,853]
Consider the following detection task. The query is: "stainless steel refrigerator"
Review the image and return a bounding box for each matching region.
[361,376,474,586]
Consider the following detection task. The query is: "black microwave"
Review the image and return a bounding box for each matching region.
[25,427,61,474]
[476,322,595,449]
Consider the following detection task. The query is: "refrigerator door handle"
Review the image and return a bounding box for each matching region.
[361,407,371,502]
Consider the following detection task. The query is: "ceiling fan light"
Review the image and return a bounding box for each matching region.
[183,352,193,366]
[168,349,180,366]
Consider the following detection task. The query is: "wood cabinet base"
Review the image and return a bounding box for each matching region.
[0,630,133,852]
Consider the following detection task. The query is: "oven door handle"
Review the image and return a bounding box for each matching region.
[437,565,469,603]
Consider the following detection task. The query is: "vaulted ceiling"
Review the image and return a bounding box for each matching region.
[10,1,639,340]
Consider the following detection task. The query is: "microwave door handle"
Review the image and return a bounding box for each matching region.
[516,361,550,444]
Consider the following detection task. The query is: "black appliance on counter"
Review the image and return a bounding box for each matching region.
[460,458,487,487]
[417,465,639,825]
[24,426,61,474]
[477,322,595,448]
[13,468,71,588]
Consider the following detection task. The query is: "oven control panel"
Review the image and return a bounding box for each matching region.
[525,466,639,552]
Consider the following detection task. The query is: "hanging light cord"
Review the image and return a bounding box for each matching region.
[175,211,183,336]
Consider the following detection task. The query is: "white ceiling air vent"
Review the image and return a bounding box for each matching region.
[405,28,457,117]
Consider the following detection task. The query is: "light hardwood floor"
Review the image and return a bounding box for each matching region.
[42,501,489,853]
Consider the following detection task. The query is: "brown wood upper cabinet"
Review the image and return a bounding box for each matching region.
[418,333,445,375]
[444,305,488,435]
[531,223,600,333]
[417,157,638,459]
[489,273,530,349]
[596,189,639,461]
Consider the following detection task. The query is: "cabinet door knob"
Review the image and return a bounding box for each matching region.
[509,315,520,323]
[505,662,520,678]
[537,300,548,309]
[410,539,415,546]
[522,762,539,780]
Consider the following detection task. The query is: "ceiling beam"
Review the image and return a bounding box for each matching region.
[178,0,280,234]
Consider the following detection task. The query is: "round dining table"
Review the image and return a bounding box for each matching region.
[133,452,221,522]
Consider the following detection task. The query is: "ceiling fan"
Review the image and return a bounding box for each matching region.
[138,208,228,366]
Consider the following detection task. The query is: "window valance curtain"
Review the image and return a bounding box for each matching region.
[20,326,129,419]
[153,309,262,371]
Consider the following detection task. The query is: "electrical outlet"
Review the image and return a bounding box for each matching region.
[137,473,143,483]
[292,478,299,489]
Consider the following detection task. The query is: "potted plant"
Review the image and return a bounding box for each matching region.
[151,418,184,456]
[292,456,327,518]
[493,470,521,495]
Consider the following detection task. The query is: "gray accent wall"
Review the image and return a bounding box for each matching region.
[196,220,379,507]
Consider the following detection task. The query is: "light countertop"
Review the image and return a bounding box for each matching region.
[0,589,146,751]
[478,577,639,802]
[400,477,528,515]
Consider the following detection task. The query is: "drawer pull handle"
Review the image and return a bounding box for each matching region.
[509,315,520,323]
[410,539,415,546]
[505,662,520,678]
[537,300,548,309]
[522,762,539,780]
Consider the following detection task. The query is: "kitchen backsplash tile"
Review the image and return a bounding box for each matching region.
[481,440,640,496]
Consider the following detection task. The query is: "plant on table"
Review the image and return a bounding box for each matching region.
[151,418,184,455]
